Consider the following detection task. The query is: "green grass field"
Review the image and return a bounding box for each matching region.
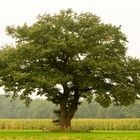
[0,119,140,139]
[0,130,140,140]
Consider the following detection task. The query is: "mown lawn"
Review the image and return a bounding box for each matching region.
[0,130,140,140]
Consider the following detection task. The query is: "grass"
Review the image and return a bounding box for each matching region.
[0,119,140,139]
[0,130,140,140]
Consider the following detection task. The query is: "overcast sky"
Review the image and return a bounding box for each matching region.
[0,0,140,58]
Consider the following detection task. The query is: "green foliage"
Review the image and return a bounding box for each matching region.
[0,9,140,129]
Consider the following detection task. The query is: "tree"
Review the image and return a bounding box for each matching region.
[0,9,140,130]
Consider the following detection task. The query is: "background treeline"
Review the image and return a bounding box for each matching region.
[0,95,140,119]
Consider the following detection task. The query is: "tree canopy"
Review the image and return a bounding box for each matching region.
[0,9,140,130]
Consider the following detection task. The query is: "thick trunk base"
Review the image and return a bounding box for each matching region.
[60,118,71,130]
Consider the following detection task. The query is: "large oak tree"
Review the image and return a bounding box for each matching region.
[0,9,140,130]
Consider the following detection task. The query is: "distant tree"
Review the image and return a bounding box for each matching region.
[122,101,140,118]
[0,9,140,130]
[0,95,56,119]
[75,100,100,118]
[106,105,125,118]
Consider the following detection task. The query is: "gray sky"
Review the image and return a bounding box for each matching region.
[0,0,140,58]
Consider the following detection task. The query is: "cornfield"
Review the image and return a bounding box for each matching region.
[0,119,140,130]
[72,119,140,131]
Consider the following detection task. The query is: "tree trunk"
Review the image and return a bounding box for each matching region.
[60,116,71,130]
[59,95,79,130]
[59,105,72,130]
[59,85,79,130]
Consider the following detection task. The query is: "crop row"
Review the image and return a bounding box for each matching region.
[0,119,140,130]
